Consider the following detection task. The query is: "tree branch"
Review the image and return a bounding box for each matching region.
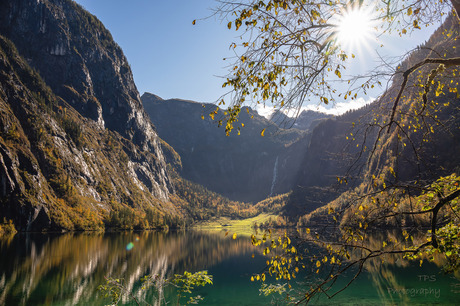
[387,57,460,133]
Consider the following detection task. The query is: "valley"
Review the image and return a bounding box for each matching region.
[0,0,459,305]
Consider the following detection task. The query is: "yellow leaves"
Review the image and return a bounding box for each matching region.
[321,96,329,105]
[235,19,242,31]
[435,83,445,97]
[407,7,413,16]
[263,247,270,255]
[311,9,320,20]
[227,21,232,29]
[285,234,291,245]
[316,260,321,268]
[251,276,254,282]
[413,19,421,30]
[261,128,265,137]
[306,228,310,234]
[201,115,204,120]
[232,233,237,240]
[388,166,397,178]
[335,69,341,78]
[192,20,196,25]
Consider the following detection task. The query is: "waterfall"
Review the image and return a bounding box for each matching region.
[269,156,279,197]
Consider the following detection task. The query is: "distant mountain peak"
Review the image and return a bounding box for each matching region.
[142,92,164,102]
[270,109,332,131]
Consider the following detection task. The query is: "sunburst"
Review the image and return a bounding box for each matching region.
[334,3,378,52]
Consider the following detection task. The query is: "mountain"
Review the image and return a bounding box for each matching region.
[288,14,460,218]
[0,0,177,231]
[142,93,310,203]
[270,109,332,130]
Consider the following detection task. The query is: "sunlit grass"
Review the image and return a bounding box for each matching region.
[194,213,278,236]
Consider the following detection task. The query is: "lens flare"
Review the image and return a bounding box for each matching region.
[333,3,378,53]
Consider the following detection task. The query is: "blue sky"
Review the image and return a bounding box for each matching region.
[75,0,234,103]
[74,0,443,114]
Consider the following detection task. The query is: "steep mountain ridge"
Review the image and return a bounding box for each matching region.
[142,92,313,203]
[0,0,176,231]
[0,0,152,146]
[291,14,460,218]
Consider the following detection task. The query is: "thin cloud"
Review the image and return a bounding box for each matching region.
[256,97,375,119]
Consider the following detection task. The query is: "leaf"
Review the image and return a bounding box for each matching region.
[232,233,237,240]
[261,128,265,137]
[407,7,413,16]
[335,69,341,78]
[192,20,196,25]
[227,21,232,29]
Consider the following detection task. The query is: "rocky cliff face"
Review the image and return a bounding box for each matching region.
[142,93,311,203]
[0,0,175,231]
[0,0,159,150]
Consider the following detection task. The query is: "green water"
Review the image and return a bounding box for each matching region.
[0,230,458,305]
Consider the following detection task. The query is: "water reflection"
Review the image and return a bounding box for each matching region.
[0,230,458,305]
[361,231,460,305]
[302,229,460,305]
[0,230,255,305]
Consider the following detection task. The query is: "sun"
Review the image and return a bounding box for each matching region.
[335,4,376,51]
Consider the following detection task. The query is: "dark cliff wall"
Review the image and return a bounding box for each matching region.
[142,93,311,203]
[0,0,176,231]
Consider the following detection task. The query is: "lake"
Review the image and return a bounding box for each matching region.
[0,230,458,305]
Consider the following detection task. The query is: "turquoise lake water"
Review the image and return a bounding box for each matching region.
[0,230,458,305]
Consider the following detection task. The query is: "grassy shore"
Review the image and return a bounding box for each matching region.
[193,213,278,236]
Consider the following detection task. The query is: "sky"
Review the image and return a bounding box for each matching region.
[73,0,444,116]
[75,0,234,103]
